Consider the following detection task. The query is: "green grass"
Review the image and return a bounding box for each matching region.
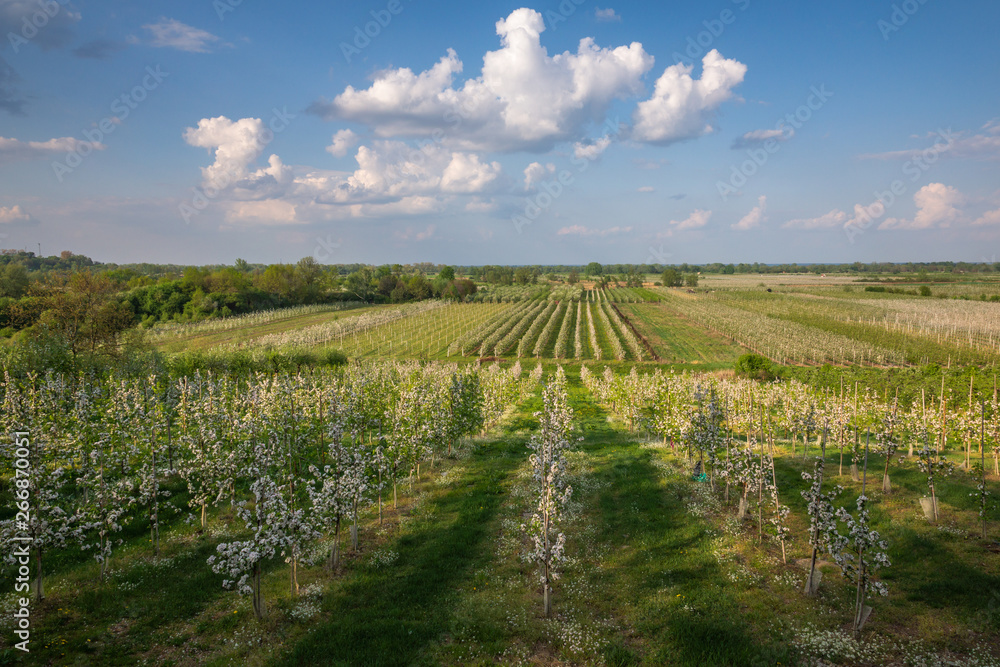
[625,303,747,364]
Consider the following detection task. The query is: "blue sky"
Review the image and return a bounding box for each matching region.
[1,0,998,265]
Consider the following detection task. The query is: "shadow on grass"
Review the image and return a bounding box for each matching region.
[273,437,526,667]
[569,379,792,666]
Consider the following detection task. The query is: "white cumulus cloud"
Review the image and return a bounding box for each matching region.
[631,49,747,145]
[660,209,711,236]
[183,116,291,194]
[310,8,654,152]
[326,129,358,157]
[316,141,502,202]
[879,183,965,230]
[523,161,555,190]
[973,207,1000,227]
[0,204,33,224]
[732,195,766,230]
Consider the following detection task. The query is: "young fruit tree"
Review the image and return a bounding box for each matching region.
[523,374,576,617]
[308,411,367,570]
[800,450,847,597]
[445,368,484,457]
[874,400,901,493]
[77,432,136,583]
[208,440,295,620]
[914,437,954,523]
[0,432,83,601]
[834,436,891,638]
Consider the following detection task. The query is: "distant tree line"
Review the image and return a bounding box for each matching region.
[0,250,476,343]
[456,261,1000,277]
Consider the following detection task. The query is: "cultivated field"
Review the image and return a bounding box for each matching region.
[145,277,1000,370]
[4,273,1000,666]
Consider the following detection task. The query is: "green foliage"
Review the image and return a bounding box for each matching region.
[919,285,932,297]
[321,348,349,366]
[662,268,683,287]
[0,263,29,298]
[734,353,774,381]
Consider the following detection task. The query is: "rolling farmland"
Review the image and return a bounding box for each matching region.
[145,279,1000,368]
[149,286,666,362]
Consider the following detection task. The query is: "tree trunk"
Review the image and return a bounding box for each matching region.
[853,560,867,638]
[33,549,43,602]
[253,563,264,619]
[330,516,341,570]
[352,498,359,551]
[805,547,820,596]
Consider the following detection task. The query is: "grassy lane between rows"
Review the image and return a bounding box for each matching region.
[272,409,537,666]
[624,303,747,365]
